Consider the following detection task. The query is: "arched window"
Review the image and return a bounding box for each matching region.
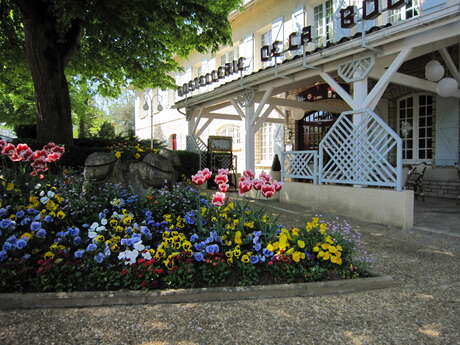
[217,125,241,148]
[397,94,435,163]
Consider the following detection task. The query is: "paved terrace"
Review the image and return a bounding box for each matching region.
[0,196,459,345]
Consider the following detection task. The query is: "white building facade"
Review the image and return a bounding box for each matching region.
[135,0,460,229]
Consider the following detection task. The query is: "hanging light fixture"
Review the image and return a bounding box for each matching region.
[437,77,458,98]
[425,60,445,82]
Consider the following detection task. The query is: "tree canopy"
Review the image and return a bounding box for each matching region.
[0,0,242,143]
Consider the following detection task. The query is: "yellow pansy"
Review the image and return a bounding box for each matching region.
[297,240,305,248]
[234,231,242,245]
[44,251,55,259]
[325,235,334,244]
[241,254,250,263]
[321,243,330,250]
[115,151,122,159]
[111,244,120,252]
[133,153,141,159]
[96,235,105,243]
[6,182,14,191]
[337,245,343,252]
[319,223,327,234]
[313,246,320,252]
[233,247,241,257]
[292,251,305,263]
[244,221,254,229]
[56,210,66,220]
[21,232,33,240]
[227,257,234,264]
[291,227,300,236]
[225,250,233,258]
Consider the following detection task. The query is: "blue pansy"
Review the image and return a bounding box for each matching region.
[0,250,7,261]
[193,252,204,262]
[73,236,82,245]
[104,245,111,257]
[74,249,85,259]
[36,229,47,239]
[30,221,42,231]
[2,242,12,251]
[263,248,273,257]
[16,210,25,218]
[253,243,262,252]
[22,254,31,260]
[250,255,259,264]
[0,219,12,229]
[190,234,199,243]
[0,208,7,217]
[15,239,27,250]
[145,210,152,218]
[86,243,97,252]
[205,244,219,254]
[69,227,80,237]
[94,252,105,264]
[44,215,53,223]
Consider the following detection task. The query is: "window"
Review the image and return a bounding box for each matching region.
[261,123,275,162]
[398,94,435,162]
[389,0,421,24]
[314,0,333,47]
[220,47,239,65]
[217,125,241,148]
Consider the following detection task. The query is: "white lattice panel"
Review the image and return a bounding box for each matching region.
[186,135,208,170]
[282,151,318,182]
[319,109,403,190]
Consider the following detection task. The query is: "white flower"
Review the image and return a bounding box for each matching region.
[101,218,108,226]
[118,250,139,265]
[39,191,45,196]
[90,222,98,231]
[40,196,49,204]
[133,241,145,251]
[88,231,97,239]
[142,251,152,260]
[35,184,42,190]
[96,226,106,232]
[47,191,55,198]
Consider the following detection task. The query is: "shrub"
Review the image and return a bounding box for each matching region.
[175,150,200,181]
[14,124,37,139]
[97,122,116,139]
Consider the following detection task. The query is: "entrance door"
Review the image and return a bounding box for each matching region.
[296,111,338,150]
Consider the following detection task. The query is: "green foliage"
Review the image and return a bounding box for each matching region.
[97,122,116,139]
[175,150,200,182]
[14,124,36,139]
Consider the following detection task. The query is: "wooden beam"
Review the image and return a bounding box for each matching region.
[364,47,412,110]
[191,107,203,134]
[254,105,275,132]
[230,99,245,119]
[369,69,439,94]
[195,118,212,137]
[439,47,460,83]
[274,106,285,117]
[319,72,358,109]
[266,96,349,113]
[255,87,273,118]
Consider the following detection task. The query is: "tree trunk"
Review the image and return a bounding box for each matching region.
[20,1,77,145]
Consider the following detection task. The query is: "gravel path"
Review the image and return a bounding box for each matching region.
[1,200,459,345]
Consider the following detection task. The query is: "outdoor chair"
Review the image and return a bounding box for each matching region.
[405,162,429,201]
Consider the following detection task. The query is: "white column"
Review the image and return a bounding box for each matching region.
[353,77,368,187]
[186,109,195,151]
[245,101,256,172]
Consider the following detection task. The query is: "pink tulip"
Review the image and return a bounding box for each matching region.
[261,184,276,198]
[1,143,15,156]
[191,172,206,185]
[252,178,264,191]
[238,178,252,196]
[243,170,255,179]
[32,150,47,161]
[214,174,228,185]
[46,152,61,163]
[43,142,57,152]
[51,145,65,155]
[259,171,273,183]
[273,181,284,192]
[212,192,226,207]
[201,168,212,181]
[218,183,229,193]
[218,168,229,175]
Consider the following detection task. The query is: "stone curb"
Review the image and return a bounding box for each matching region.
[0,275,397,310]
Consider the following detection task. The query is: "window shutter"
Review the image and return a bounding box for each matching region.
[272,17,284,62]
[240,34,254,74]
[435,96,459,166]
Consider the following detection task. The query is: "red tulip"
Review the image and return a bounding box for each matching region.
[218,183,229,193]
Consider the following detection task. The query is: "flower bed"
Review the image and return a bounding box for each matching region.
[0,145,371,293]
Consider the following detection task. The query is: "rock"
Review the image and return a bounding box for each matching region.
[83,150,180,196]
